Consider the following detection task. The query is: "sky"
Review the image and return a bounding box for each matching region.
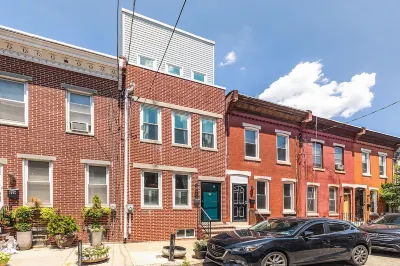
[1,0,400,136]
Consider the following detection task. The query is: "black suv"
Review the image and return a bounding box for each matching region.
[206,218,371,266]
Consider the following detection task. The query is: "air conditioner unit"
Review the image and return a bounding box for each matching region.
[70,121,90,133]
[335,164,344,171]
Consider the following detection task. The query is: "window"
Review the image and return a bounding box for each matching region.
[138,55,156,69]
[245,129,258,158]
[200,118,216,149]
[307,186,317,213]
[370,190,378,214]
[24,160,52,206]
[334,146,344,168]
[312,142,323,168]
[176,229,195,238]
[328,223,347,233]
[142,171,162,207]
[141,105,161,142]
[283,183,294,211]
[277,135,289,162]
[256,181,269,211]
[67,92,93,134]
[0,79,27,126]
[173,174,191,208]
[329,187,337,213]
[379,154,386,177]
[172,113,190,146]
[86,165,109,205]
[305,223,325,235]
[166,63,182,76]
[362,150,371,175]
[192,71,206,83]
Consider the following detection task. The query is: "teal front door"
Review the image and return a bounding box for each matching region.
[201,182,221,221]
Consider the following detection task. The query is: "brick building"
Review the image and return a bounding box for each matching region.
[225,91,400,226]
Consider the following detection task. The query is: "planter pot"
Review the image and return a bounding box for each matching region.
[17,231,32,250]
[162,246,186,258]
[194,250,207,259]
[0,261,9,266]
[91,231,103,247]
[55,234,76,248]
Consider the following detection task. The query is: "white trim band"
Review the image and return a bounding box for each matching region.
[333,143,345,148]
[242,122,261,130]
[133,163,198,173]
[275,129,291,136]
[307,182,320,186]
[328,184,340,188]
[311,138,325,144]
[361,148,371,153]
[342,183,367,189]
[369,187,379,191]
[198,176,224,182]
[80,159,111,166]
[282,178,297,183]
[378,152,388,156]
[226,170,251,176]
[254,176,271,181]
[17,154,56,161]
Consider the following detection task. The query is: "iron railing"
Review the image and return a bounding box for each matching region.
[255,211,266,223]
[342,213,366,227]
[199,207,212,238]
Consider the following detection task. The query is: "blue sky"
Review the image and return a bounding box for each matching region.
[1,0,400,136]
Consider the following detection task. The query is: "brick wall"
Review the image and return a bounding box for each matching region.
[0,55,122,241]
[124,65,226,241]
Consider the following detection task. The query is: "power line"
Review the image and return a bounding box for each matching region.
[127,0,137,63]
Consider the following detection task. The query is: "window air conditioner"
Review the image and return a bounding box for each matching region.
[335,164,344,171]
[70,121,90,133]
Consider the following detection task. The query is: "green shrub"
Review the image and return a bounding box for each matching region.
[40,207,56,222]
[0,251,11,264]
[15,222,31,232]
[13,206,33,232]
[82,195,110,232]
[47,214,80,236]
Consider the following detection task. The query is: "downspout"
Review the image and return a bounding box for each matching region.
[300,111,312,217]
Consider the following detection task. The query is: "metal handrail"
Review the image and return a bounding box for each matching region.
[255,211,266,222]
[199,207,212,238]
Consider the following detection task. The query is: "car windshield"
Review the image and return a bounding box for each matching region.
[249,219,306,235]
[371,215,400,225]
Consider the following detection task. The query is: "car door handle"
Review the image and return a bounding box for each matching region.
[347,236,355,240]
[322,240,330,244]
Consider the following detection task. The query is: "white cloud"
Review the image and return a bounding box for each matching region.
[219,51,236,67]
[258,61,375,118]
[240,67,246,71]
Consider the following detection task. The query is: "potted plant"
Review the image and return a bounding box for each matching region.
[0,251,11,266]
[47,214,79,248]
[80,245,110,263]
[82,195,110,247]
[193,239,207,259]
[13,206,33,250]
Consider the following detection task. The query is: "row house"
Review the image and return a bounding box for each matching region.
[224,91,399,228]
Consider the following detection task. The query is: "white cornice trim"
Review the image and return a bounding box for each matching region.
[307,182,320,187]
[369,187,379,191]
[378,152,388,156]
[226,169,251,177]
[133,97,222,119]
[242,122,261,130]
[80,159,111,166]
[282,178,297,183]
[275,129,291,136]
[198,176,224,182]
[133,163,197,173]
[17,154,56,161]
[342,183,367,189]
[361,148,371,153]
[311,138,325,144]
[328,184,340,188]
[333,143,345,148]
[254,176,271,181]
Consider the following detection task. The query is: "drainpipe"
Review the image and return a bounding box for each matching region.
[123,83,134,242]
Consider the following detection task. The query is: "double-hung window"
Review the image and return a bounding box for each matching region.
[201,118,216,149]
[142,171,162,208]
[277,134,289,162]
[0,79,27,126]
[312,142,323,168]
[24,160,52,206]
[245,129,258,158]
[166,63,182,76]
[334,146,344,171]
[379,153,387,177]
[141,105,161,142]
[173,174,191,208]
[329,187,337,213]
[370,190,378,214]
[362,149,371,175]
[307,186,318,213]
[256,181,269,212]
[67,92,94,134]
[86,165,109,205]
[172,112,190,146]
[192,71,206,83]
[283,183,294,212]
[138,55,156,69]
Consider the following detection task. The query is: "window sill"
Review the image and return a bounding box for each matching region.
[307,212,320,217]
[328,212,339,217]
[362,173,372,177]
[313,168,325,172]
[66,131,94,137]
[141,206,163,210]
[0,120,28,128]
[282,210,296,215]
[172,143,192,149]
[245,156,261,162]
[256,210,271,215]
[140,139,162,145]
[277,161,291,166]
[173,206,192,210]
[380,175,388,179]
[335,170,346,174]
[201,147,218,152]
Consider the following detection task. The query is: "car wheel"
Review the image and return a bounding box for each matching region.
[261,251,287,266]
[349,245,369,265]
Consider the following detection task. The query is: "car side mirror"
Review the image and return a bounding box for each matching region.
[302,231,314,239]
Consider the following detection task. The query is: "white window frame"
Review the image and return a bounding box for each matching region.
[329,186,338,214]
[176,228,195,239]
[66,91,94,135]
[200,117,217,150]
[141,170,162,209]
[191,70,207,83]
[172,173,192,209]
[85,165,109,206]
[312,142,323,169]
[244,127,259,160]
[22,159,53,207]
[256,180,269,213]
[361,148,371,176]
[283,182,295,213]
[378,152,387,178]
[171,112,191,147]
[140,104,162,143]
[165,63,183,77]
[334,145,344,168]
[370,189,378,214]
[276,133,290,163]
[137,54,157,70]
[307,186,318,214]
[0,79,28,127]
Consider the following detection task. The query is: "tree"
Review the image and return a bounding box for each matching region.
[380,165,400,208]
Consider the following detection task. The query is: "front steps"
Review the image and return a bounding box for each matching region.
[202,222,252,238]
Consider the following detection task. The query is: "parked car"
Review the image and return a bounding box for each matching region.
[360,213,400,252]
[206,218,371,266]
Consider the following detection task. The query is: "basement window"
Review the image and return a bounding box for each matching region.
[176,229,195,238]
